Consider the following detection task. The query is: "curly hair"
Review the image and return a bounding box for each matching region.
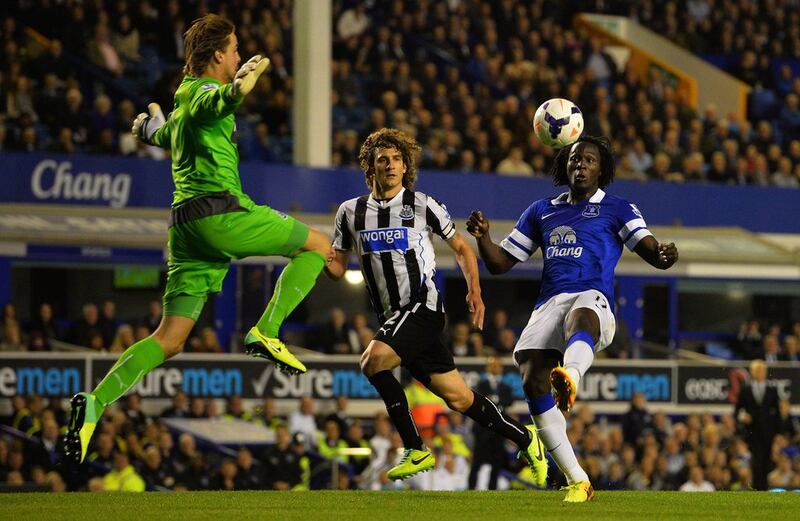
[550,135,616,189]
[183,14,235,77]
[358,128,421,190]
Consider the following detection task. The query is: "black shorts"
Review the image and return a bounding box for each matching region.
[374,302,456,385]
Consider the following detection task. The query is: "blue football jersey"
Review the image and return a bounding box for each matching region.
[500,189,652,308]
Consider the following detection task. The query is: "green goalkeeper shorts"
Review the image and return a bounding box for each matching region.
[163,193,309,319]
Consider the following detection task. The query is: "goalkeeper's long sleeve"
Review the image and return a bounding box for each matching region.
[151,114,172,149]
[189,81,243,121]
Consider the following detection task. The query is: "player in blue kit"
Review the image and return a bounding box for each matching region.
[466,136,678,502]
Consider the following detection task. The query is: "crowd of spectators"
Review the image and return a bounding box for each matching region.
[2,385,799,492]
[0,1,799,187]
[734,319,800,362]
[3,299,799,363]
[328,0,800,188]
[0,301,225,354]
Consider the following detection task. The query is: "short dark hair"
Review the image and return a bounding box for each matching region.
[183,14,235,77]
[358,128,421,190]
[549,135,615,189]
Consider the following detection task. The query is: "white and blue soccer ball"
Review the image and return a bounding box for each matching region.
[532,98,584,148]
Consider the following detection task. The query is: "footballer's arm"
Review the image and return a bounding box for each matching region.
[325,249,351,280]
[633,235,679,270]
[447,232,485,330]
[466,210,518,275]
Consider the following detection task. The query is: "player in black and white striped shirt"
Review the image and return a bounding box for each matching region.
[327,128,547,483]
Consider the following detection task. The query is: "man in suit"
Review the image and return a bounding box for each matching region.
[469,356,534,489]
[734,359,780,490]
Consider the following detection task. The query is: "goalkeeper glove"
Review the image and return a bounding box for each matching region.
[131,103,165,145]
[231,54,270,98]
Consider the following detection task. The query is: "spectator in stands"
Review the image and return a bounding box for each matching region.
[143,300,161,333]
[161,391,189,418]
[109,324,135,353]
[622,392,653,446]
[316,307,351,354]
[777,399,799,440]
[30,417,61,472]
[29,302,62,342]
[448,322,473,357]
[482,309,508,350]
[496,146,534,176]
[235,448,263,490]
[767,453,794,488]
[252,397,283,430]
[172,433,199,481]
[5,75,38,123]
[189,397,207,419]
[194,326,225,353]
[337,4,369,40]
[346,420,372,479]
[68,302,103,349]
[762,334,781,362]
[113,14,142,65]
[56,87,89,148]
[428,438,469,490]
[317,419,349,466]
[124,394,148,435]
[86,432,114,476]
[1,303,25,351]
[138,445,175,490]
[771,156,800,188]
[32,39,73,82]
[262,425,300,490]
[324,395,352,436]
[224,395,251,421]
[210,457,238,491]
[98,300,119,347]
[494,328,517,355]
[289,397,319,447]
[87,23,124,77]
[781,335,799,363]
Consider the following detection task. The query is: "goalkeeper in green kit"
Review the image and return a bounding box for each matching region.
[64,14,331,464]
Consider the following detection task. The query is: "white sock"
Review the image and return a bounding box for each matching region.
[563,339,594,390]
[533,405,589,484]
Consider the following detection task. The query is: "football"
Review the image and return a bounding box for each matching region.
[532,98,584,148]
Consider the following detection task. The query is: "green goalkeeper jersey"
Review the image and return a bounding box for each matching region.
[151,76,254,209]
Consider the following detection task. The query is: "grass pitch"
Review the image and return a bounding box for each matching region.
[5,490,799,521]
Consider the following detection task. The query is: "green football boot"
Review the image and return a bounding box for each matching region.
[519,425,548,487]
[63,392,104,464]
[244,326,307,375]
[387,447,435,480]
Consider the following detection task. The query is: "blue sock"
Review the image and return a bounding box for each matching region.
[527,393,556,417]
[564,331,595,384]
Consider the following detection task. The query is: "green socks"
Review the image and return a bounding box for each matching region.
[257,250,326,337]
[92,336,165,407]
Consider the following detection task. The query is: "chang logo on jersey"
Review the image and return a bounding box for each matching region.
[360,228,409,253]
[546,225,583,259]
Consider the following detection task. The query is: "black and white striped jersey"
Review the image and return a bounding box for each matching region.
[333,188,456,322]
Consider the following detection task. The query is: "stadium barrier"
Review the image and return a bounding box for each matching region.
[1,353,797,415]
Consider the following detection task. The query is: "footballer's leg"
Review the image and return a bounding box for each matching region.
[552,307,601,412]
[65,313,194,463]
[519,350,593,501]
[361,339,434,480]
[241,209,328,374]
[427,369,548,487]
